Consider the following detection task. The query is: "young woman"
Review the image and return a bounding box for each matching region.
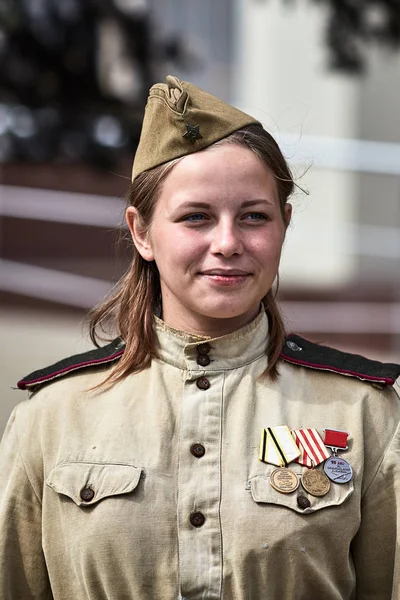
[1,76,399,600]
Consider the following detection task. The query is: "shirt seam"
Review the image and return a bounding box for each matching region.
[14,406,43,507]
[56,459,139,468]
[361,391,400,498]
[218,373,225,598]
[176,377,184,596]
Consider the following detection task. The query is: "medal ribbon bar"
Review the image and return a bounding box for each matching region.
[259,426,300,466]
[324,429,349,452]
[292,428,331,467]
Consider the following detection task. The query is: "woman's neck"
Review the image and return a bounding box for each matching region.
[160,305,261,339]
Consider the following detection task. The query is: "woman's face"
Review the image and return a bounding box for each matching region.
[127,144,291,336]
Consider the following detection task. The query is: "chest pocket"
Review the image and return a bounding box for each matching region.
[249,471,354,515]
[46,462,142,507]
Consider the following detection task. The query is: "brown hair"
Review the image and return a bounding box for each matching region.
[89,124,294,386]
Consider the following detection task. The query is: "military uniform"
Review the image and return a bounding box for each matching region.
[1,311,399,599]
[2,76,400,599]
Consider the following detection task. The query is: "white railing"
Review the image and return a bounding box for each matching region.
[1,259,400,334]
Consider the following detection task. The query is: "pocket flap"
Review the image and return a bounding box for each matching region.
[46,462,142,506]
[250,473,353,515]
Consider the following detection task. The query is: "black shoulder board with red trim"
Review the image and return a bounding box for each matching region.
[17,338,125,390]
[281,334,400,387]
[17,333,400,392]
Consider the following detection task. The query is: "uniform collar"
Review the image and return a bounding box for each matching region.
[154,310,269,371]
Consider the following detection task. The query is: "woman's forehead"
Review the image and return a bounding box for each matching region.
[159,144,277,200]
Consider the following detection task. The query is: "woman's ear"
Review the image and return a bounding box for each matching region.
[126,207,155,261]
[284,203,292,228]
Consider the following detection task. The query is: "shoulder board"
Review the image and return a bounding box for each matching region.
[281,334,400,387]
[17,333,400,391]
[17,338,125,391]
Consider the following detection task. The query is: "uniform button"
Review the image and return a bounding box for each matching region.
[80,487,95,502]
[190,512,206,527]
[197,342,211,355]
[297,495,311,510]
[196,376,210,390]
[197,354,211,367]
[190,443,205,458]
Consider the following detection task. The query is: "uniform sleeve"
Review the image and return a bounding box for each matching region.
[0,406,52,599]
[351,397,400,600]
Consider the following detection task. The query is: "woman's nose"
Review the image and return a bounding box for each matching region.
[209,222,243,257]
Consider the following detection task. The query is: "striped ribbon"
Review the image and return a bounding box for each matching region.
[259,426,301,467]
[292,428,331,467]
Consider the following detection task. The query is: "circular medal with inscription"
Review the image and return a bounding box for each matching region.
[323,456,353,484]
[301,468,331,497]
[270,468,299,494]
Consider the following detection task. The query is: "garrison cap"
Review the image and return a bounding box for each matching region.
[132,75,260,180]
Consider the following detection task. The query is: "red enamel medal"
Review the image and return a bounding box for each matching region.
[323,429,353,484]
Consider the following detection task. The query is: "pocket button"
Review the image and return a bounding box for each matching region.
[80,487,95,502]
[297,495,311,510]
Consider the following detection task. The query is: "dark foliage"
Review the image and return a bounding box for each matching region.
[0,0,180,167]
[311,0,400,71]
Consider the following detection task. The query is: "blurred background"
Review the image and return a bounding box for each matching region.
[1,0,400,434]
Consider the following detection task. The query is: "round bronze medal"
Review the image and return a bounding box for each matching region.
[324,456,353,484]
[270,468,299,494]
[301,468,331,497]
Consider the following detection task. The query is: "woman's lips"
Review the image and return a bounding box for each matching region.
[200,271,251,286]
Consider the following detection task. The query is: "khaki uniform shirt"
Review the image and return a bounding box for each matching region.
[1,312,400,600]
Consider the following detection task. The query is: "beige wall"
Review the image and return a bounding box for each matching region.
[233,0,400,288]
[0,308,91,436]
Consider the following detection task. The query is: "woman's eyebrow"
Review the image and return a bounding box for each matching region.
[175,201,213,210]
[241,199,275,208]
[175,199,274,211]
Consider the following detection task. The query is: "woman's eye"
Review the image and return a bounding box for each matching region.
[184,213,207,222]
[244,212,268,221]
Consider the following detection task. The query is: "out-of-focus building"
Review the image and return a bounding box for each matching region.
[1,0,399,434]
[232,0,400,356]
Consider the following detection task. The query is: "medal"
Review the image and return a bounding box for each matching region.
[323,429,353,484]
[270,467,300,494]
[259,426,300,494]
[291,428,331,496]
[324,456,353,483]
[301,467,331,496]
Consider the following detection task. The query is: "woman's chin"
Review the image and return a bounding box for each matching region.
[194,302,260,323]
